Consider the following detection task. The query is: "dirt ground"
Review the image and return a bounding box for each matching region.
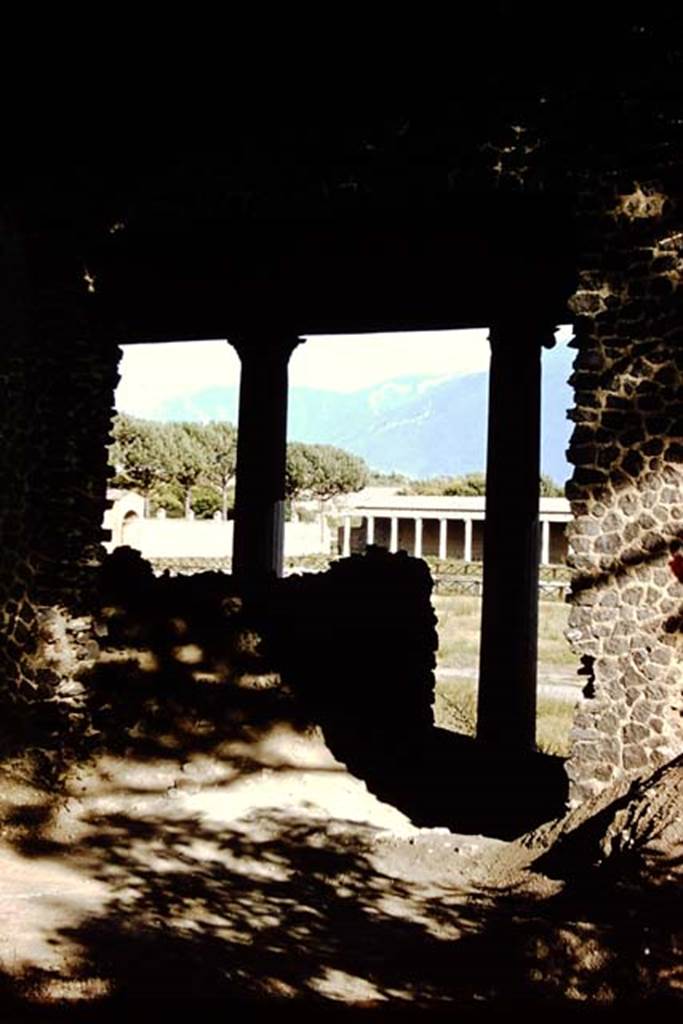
[0,721,680,1020]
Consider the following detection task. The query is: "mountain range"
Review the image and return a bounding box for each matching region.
[146,343,575,484]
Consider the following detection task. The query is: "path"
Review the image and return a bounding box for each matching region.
[436,665,582,702]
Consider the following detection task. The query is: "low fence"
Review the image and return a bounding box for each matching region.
[431,575,568,600]
[428,559,570,600]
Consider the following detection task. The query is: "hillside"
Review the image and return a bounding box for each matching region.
[149,343,575,483]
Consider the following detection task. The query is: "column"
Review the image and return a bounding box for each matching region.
[438,518,448,559]
[389,517,399,553]
[464,517,473,563]
[366,514,375,547]
[541,518,551,566]
[342,515,352,557]
[229,331,302,579]
[414,517,423,558]
[477,320,554,753]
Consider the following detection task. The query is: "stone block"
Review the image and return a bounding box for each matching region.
[622,721,649,744]
[594,533,621,554]
[622,744,649,770]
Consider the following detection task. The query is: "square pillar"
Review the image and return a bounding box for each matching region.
[342,514,352,557]
[389,516,399,553]
[366,514,375,547]
[414,517,423,558]
[541,518,551,566]
[463,518,473,563]
[438,518,448,560]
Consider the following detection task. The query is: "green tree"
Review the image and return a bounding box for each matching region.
[109,414,173,515]
[367,470,410,487]
[149,481,184,518]
[191,484,223,519]
[443,472,487,496]
[286,442,368,543]
[286,443,368,502]
[540,473,564,497]
[314,445,369,500]
[399,473,485,496]
[166,423,207,518]
[401,470,565,498]
[199,421,237,520]
[285,442,319,502]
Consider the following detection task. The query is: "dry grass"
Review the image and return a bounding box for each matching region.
[432,594,578,756]
[433,594,575,671]
[433,678,577,757]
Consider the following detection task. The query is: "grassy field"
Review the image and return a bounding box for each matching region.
[432,594,578,756]
[433,594,575,672]
[433,678,577,756]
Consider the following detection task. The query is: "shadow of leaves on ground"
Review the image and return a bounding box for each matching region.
[0,796,680,1020]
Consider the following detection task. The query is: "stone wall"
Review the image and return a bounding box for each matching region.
[564,175,683,804]
[0,221,36,701]
[0,228,118,755]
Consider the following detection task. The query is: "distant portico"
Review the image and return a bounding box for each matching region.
[339,494,571,566]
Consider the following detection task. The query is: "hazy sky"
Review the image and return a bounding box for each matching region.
[115,325,574,417]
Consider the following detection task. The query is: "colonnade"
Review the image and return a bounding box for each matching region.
[339,511,559,564]
[340,514,476,561]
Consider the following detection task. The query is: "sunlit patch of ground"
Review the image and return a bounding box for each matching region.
[0,721,679,1014]
[0,846,109,974]
[0,727,473,1008]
